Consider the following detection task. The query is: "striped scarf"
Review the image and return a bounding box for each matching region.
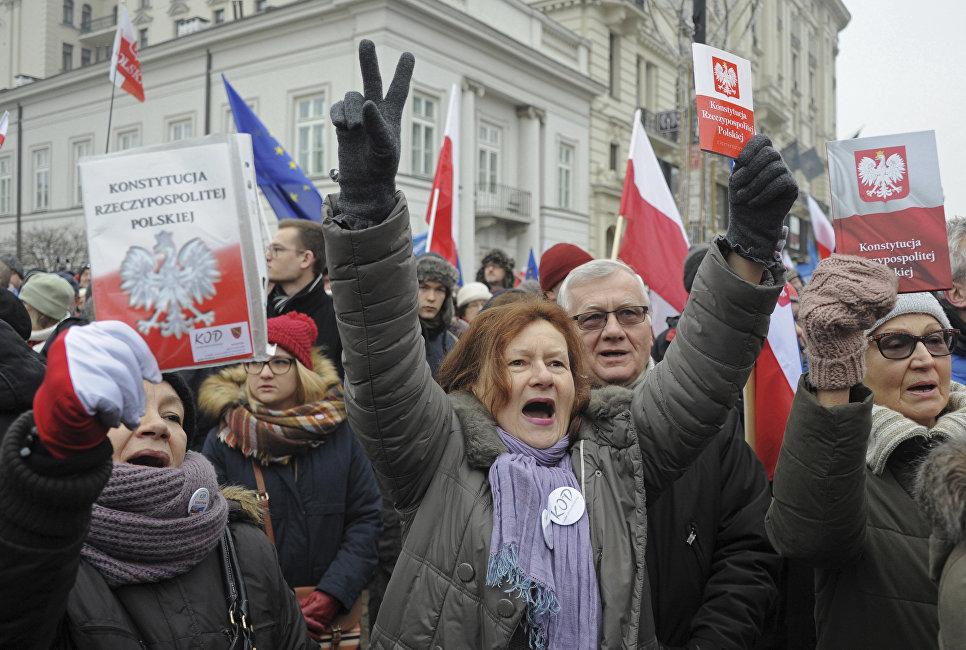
[867,382,966,475]
[219,387,347,464]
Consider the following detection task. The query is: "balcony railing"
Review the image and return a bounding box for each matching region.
[641,108,680,143]
[81,14,117,33]
[475,184,531,223]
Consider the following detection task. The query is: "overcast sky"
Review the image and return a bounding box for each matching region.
[837,0,964,218]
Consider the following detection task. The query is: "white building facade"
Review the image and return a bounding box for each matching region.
[0,0,603,272]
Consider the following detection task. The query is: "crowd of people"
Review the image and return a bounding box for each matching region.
[2,40,966,649]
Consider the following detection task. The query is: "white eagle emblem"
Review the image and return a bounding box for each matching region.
[857,150,907,200]
[120,231,221,338]
[713,61,738,96]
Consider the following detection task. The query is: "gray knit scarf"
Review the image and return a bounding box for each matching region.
[81,451,229,587]
[867,382,966,475]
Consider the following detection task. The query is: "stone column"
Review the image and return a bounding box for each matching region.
[459,80,483,273]
[516,105,545,263]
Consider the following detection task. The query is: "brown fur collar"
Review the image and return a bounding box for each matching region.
[198,352,341,419]
[918,435,966,544]
[222,485,263,526]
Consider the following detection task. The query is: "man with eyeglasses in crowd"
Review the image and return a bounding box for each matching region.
[557,258,780,649]
[266,219,342,377]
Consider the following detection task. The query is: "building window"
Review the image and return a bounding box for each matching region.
[715,183,729,230]
[33,148,50,212]
[791,52,799,91]
[232,0,244,19]
[659,159,678,196]
[0,157,10,216]
[63,0,74,25]
[71,140,92,206]
[646,62,658,108]
[167,118,193,142]
[477,122,502,194]
[214,8,225,23]
[295,95,325,176]
[557,142,574,209]
[81,48,92,67]
[81,3,91,30]
[139,28,148,48]
[788,214,801,252]
[62,43,73,72]
[608,32,620,99]
[116,128,141,151]
[139,0,151,7]
[411,92,437,177]
[256,0,268,12]
[609,142,620,172]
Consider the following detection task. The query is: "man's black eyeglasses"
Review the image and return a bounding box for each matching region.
[572,306,649,331]
[867,329,957,360]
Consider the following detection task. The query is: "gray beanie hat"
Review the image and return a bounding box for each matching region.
[20,272,75,321]
[866,292,952,335]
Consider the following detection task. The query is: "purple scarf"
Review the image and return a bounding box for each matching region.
[486,428,600,649]
[81,451,229,587]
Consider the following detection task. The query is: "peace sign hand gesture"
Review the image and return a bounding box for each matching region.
[331,40,415,228]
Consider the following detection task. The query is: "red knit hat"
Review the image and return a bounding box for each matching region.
[539,243,594,292]
[266,312,317,370]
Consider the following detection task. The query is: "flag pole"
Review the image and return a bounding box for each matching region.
[425,187,440,252]
[105,80,117,154]
[743,370,757,449]
[610,214,625,260]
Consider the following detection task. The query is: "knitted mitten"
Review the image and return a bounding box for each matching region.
[799,255,898,390]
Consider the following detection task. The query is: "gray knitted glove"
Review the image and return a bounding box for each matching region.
[725,135,800,266]
[330,40,414,229]
[799,255,898,390]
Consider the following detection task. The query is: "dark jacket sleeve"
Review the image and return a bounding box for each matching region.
[0,412,113,649]
[635,240,783,497]
[315,431,383,609]
[690,419,780,648]
[322,193,453,514]
[201,428,228,486]
[766,377,874,568]
[259,530,319,650]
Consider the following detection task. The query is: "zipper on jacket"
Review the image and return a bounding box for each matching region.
[686,522,697,547]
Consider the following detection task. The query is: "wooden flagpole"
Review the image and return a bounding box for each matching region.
[425,187,440,252]
[610,214,625,260]
[743,370,756,450]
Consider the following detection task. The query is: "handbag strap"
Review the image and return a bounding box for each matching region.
[220,529,255,648]
[252,461,276,545]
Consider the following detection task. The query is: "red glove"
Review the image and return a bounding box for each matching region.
[33,321,161,459]
[299,590,340,640]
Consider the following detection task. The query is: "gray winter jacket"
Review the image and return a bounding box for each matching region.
[323,193,781,649]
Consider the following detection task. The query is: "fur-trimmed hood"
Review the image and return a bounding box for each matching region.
[222,485,263,526]
[918,435,966,545]
[198,351,341,420]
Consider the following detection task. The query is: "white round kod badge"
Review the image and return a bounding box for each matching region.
[188,487,210,515]
[546,486,585,526]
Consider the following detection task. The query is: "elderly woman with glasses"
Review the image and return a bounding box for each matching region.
[200,312,382,641]
[320,41,797,648]
[767,255,966,649]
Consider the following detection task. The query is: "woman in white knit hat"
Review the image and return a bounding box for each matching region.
[768,255,965,649]
[455,281,492,326]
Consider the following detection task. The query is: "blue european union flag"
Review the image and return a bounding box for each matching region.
[223,75,323,222]
[525,248,539,281]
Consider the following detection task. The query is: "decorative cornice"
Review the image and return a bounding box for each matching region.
[516,105,546,123]
[167,1,189,17]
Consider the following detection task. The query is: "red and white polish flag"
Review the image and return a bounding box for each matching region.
[806,195,835,260]
[753,282,802,479]
[618,109,690,334]
[0,111,8,150]
[425,84,460,267]
[110,3,145,102]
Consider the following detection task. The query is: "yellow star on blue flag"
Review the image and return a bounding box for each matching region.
[223,75,322,222]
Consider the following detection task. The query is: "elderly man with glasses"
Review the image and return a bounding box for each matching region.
[558,259,780,649]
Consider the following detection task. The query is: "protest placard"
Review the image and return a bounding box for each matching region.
[692,43,755,158]
[827,130,951,292]
[80,134,268,370]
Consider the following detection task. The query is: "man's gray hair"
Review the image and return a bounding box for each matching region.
[557,258,649,312]
[948,217,966,284]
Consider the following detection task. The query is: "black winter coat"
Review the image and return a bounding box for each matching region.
[0,319,44,434]
[0,412,314,649]
[645,408,779,648]
[267,275,343,377]
[202,424,382,609]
